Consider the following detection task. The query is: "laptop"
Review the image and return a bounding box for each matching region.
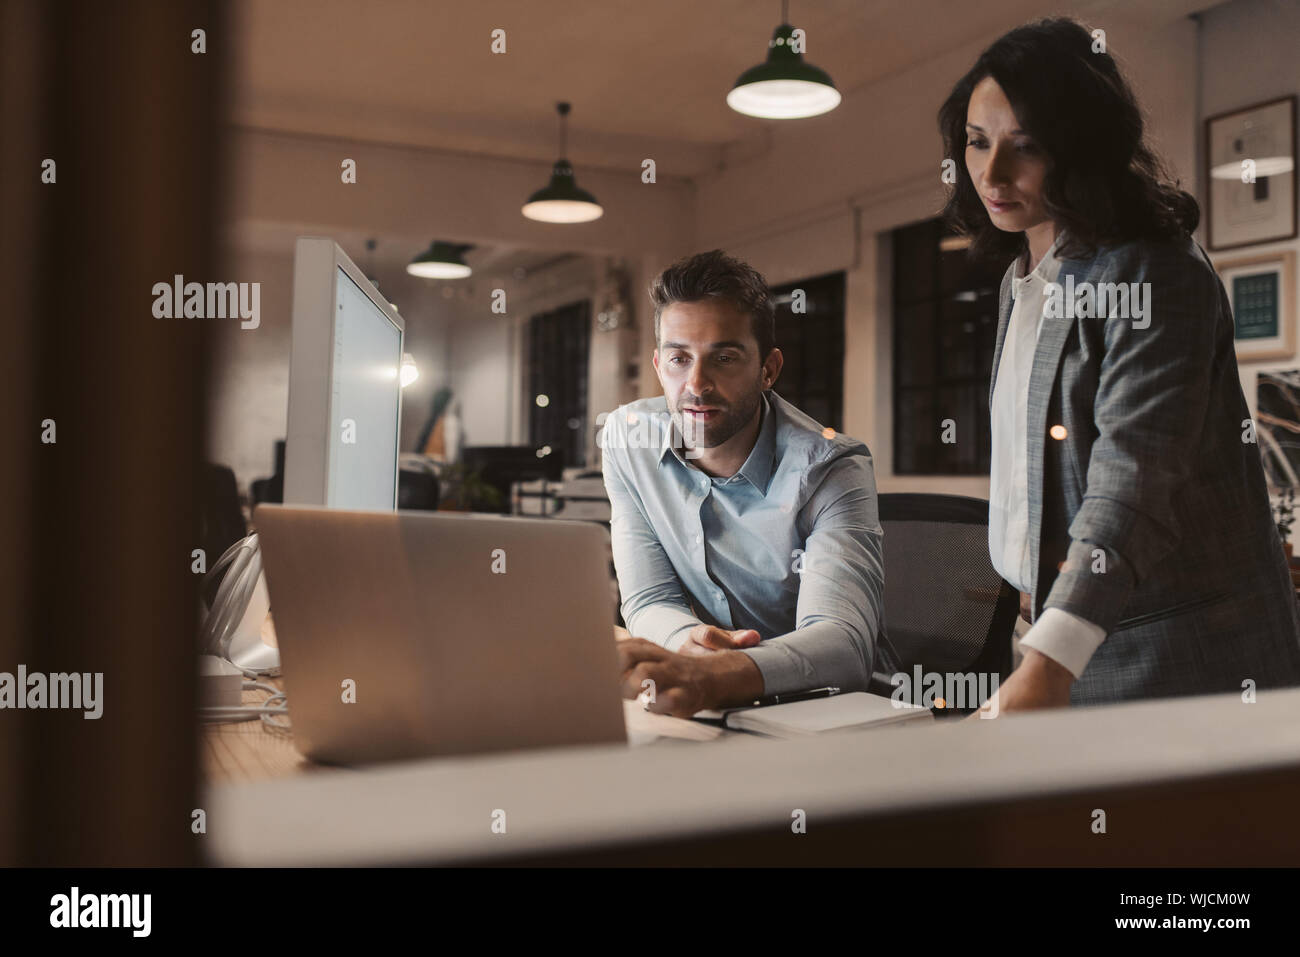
[253,504,628,764]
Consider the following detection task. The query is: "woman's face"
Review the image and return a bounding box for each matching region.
[964,76,1051,234]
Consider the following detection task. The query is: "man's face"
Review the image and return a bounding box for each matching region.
[653,299,772,450]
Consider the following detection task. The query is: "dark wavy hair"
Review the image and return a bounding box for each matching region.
[938,17,1199,263]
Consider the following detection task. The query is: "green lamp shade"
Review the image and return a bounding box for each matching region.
[522,160,603,223]
[727,23,841,119]
[407,241,472,279]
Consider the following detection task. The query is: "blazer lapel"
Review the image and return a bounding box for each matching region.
[1026,255,1104,609]
[989,263,1016,411]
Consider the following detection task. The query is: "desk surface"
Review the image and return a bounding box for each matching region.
[202,686,727,784]
[200,624,726,785]
[205,685,1300,866]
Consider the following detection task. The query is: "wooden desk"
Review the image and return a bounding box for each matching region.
[201,624,729,784]
[205,687,1300,866]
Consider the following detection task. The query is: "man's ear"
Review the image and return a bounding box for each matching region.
[651,348,668,392]
[761,347,784,389]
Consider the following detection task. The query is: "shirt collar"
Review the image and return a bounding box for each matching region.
[657,412,682,466]
[657,392,777,494]
[1011,232,1063,294]
[736,392,777,493]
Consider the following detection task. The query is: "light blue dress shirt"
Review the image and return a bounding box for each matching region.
[599,390,891,695]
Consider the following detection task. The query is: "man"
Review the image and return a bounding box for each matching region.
[602,249,895,718]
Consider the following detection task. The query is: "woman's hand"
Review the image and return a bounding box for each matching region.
[971,647,1073,718]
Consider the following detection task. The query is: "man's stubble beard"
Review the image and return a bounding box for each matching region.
[673,382,764,451]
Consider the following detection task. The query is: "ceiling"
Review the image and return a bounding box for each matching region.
[229,0,1217,177]
[225,0,1219,272]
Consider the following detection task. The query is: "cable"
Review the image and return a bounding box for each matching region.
[198,679,292,732]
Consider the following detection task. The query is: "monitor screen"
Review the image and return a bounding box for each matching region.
[326,266,403,509]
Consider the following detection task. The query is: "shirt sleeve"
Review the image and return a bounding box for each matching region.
[741,453,886,695]
[601,418,700,651]
[1018,607,1107,678]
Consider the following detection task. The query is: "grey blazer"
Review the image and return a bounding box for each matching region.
[992,234,1300,704]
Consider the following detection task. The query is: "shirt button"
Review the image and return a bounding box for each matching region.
[694,534,703,544]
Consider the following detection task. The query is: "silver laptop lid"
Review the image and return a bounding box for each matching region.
[254,505,627,764]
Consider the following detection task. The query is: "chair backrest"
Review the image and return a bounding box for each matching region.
[870,493,1018,706]
[200,463,247,559]
[398,467,440,511]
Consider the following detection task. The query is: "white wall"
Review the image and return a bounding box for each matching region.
[206,244,294,490]
[445,306,516,448]
[1200,0,1300,413]
[442,252,653,464]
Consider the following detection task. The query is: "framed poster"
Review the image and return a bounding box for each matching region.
[1205,95,1297,251]
[1215,251,1296,361]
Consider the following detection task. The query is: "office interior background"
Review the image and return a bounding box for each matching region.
[207,0,1300,512]
[3,0,1299,868]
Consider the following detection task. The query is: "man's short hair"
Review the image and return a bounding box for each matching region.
[649,249,776,360]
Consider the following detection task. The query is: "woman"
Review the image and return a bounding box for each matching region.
[937,18,1300,710]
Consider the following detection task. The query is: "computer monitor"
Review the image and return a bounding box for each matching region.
[284,237,404,510]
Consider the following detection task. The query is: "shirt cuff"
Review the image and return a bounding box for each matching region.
[739,622,868,696]
[1018,607,1106,679]
[626,604,699,652]
[740,641,803,696]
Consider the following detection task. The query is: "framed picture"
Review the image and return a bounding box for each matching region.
[1215,250,1296,361]
[1205,95,1297,251]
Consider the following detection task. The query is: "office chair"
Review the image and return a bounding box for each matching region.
[868,493,1018,714]
[461,445,565,514]
[250,439,285,506]
[199,463,249,607]
[398,464,440,511]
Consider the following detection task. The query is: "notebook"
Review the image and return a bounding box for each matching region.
[699,692,933,738]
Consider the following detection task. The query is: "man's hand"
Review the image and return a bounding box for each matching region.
[971,647,1074,719]
[617,637,764,717]
[677,624,761,657]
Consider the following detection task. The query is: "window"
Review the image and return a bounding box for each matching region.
[892,218,1006,474]
[770,271,845,429]
[527,300,590,468]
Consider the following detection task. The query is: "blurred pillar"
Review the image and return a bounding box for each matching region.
[0,0,223,865]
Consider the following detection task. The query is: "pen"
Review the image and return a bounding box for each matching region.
[749,686,841,708]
